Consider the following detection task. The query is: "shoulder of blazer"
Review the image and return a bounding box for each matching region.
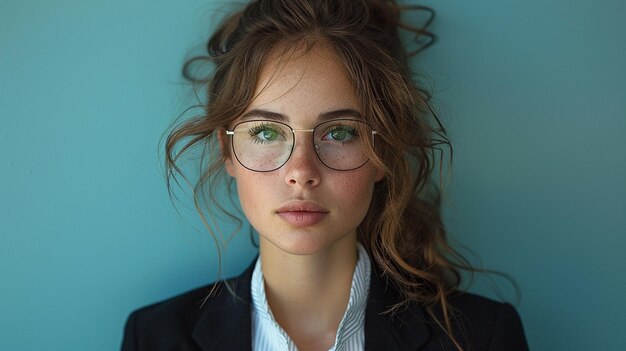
[121,261,256,351]
[423,292,529,351]
[364,264,528,351]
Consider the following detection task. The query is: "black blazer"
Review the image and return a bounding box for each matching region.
[122,262,528,351]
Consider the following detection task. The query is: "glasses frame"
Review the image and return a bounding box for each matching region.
[225,119,377,172]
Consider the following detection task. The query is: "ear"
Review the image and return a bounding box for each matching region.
[370,156,385,182]
[374,166,384,182]
[217,128,236,177]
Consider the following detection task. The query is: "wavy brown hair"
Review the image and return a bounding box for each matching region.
[165,0,477,349]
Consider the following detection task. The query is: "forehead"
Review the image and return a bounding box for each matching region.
[245,41,361,124]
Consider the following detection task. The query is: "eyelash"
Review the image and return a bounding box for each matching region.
[320,124,360,143]
[247,123,284,143]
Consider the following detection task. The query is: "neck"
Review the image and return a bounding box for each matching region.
[259,235,358,349]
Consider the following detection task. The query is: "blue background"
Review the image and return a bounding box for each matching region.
[1,0,624,350]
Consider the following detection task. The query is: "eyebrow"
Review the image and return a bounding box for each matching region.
[239,108,364,122]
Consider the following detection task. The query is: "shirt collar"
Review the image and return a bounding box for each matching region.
[251,243,371,350]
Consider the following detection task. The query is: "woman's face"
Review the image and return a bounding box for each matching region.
[223,42,383,256]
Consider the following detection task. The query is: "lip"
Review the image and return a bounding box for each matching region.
[275,201,329,227]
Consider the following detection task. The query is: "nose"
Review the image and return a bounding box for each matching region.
[284,131,322,187]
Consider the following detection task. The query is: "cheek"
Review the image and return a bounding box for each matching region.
[332,169,378,207]
[233,171,277,218]
[235,173,259,206]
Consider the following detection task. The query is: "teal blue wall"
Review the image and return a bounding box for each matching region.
[1,0,624,350]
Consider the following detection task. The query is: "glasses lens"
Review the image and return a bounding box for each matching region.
[231,121,293,171]
[313,120,373,170]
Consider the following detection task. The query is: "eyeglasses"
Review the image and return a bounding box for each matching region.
[225,119,377,172]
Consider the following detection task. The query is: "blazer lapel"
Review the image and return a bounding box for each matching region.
[188,260,434,351]
[191,263,255,351]
[365,266,434,351]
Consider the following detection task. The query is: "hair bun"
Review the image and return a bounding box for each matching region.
[368,0,402,30]
[368,0,436,56]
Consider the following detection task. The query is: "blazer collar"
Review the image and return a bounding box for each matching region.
[364,265,434,351]
[191,260,434,351]
[191,263,255,351]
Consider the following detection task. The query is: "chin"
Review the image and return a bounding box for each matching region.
[259,228,355,257]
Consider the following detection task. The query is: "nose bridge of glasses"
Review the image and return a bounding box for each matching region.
[290,127,314,140]
[290,128,319,154]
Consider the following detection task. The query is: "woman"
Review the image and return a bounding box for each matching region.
[122,0,528,350]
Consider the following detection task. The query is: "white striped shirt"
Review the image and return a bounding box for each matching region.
[251,244,371,351]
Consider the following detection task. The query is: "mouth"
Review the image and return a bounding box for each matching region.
[275,201,329,227]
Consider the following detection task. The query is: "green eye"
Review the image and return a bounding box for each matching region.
[247,123,286,144]
[330,129,347,140]
[261,129,278,141]
[322,125,357,143]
